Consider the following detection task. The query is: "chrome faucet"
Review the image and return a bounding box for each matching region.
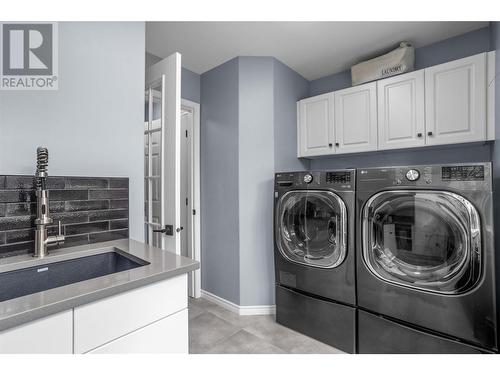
[34,147,65,258]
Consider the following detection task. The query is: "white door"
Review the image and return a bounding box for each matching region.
[377,70,425,150]
[144,53,182,254]
[334,82,377,154]
[425,53,486,146]
[297,92,335,157]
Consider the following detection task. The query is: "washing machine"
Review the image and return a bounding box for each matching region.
[274,170,356,353]
[356,163,497,353]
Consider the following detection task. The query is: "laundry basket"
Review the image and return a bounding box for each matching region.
[351,42,415,86]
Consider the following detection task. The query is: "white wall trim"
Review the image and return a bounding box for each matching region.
[200,290,276,316]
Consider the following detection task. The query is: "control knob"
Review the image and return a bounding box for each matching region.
[406,169,420,181]
[303,173,313,184]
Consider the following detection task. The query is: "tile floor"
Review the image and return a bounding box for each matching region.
[188,297,344,354]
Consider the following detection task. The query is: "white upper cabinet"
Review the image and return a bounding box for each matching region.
[297,92,334,157]
[334,82,377,154]
[425,53,486,146]
[296,52,493,158]
[377,70,425,150]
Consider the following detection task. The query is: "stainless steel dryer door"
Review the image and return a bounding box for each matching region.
[362,190,481,294]
[276,190,347,269]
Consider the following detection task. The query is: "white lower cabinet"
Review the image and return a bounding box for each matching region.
[87,309,188,354]
[0,311,73,354]
[74,274,187,353]
[0,274,189,354]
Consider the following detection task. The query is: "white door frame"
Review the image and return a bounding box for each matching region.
[182,98,201,298]
[145,53,182,255]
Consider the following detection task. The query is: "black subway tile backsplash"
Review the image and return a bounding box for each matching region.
[5,229,34,243]
[89,209,128,222]
[89,189,128,200]
[65,221,109,236]
[51,211,90,225]
[109,178,129,189]
[65,177,109,189]
[0,241,34,258]
[110,199,128,209]
[50,189,89,201]
[0,216,35,231]
[0,190,36,203]
[110,219,128,230]
[0,175,129,258]
[89,229,128,244]
[5,203,36,217]
[65,200,109,212]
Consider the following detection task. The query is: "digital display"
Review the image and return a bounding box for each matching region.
[326,172,351,184]
[442,166,484,181]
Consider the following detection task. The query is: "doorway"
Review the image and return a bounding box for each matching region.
[181,99,201,298]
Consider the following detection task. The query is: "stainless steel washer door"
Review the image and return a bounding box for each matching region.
[276,190,347,269]
[362,190,481,294]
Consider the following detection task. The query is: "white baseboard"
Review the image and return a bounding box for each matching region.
[200,290,276,316]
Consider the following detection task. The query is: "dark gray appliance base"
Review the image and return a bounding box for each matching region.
[357,309,491,354]
[275,285,355,353]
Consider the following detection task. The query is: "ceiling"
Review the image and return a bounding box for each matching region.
[146,22,488,80]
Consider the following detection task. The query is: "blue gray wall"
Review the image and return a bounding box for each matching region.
[0,22,145,241]
[309,25,494,171]
[146,52,201,103]
[238,57,276,306]
[200,57,308,305]
[200,58,241,304]
[273,59,310,172]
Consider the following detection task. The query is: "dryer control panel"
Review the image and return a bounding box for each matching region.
[357,163,491,191]
[442,165,485,181]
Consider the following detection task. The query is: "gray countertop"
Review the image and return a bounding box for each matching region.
[0,239,199,332]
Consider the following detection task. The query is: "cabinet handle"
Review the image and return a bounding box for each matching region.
[335,142,339,147]
[417,133,422,138]
[328,143,333,147]
[427,131,433,136]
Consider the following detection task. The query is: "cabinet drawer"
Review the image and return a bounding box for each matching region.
[0,310,72,354]
[74,274,187,353]
[87,308,188,354]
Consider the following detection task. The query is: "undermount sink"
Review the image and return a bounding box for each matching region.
[0,250,149,303]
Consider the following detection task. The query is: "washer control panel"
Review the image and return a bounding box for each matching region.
[326,172,351,184]
[275,171,354,190]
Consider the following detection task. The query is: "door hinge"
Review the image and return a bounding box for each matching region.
[193,209,196,215]
[185,130,188,138]
[186,197,188,206]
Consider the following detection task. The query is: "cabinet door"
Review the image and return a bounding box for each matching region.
[87,309,188,354]
[297,93,334,157]
[378,70,425,150]
[334,82,377,154]
[425,53,486,145]
[74,274,187,353]
[0,311,72,354]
